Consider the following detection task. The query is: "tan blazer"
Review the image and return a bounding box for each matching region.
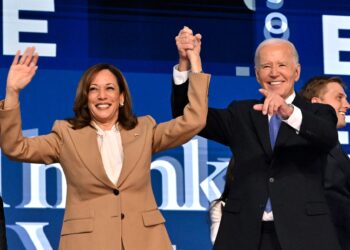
[0,73,210,250]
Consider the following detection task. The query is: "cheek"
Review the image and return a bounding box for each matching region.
[87,95,96,110]
[87,97,93,107]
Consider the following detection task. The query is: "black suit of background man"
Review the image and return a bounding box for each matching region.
[300,76,350,250]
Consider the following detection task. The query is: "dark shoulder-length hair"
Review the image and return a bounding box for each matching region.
[67,63,138,130]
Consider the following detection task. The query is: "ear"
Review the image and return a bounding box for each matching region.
[255,67,262,86]
[294,64,301,81]
[311,96,321,103]
[120,93,125,106]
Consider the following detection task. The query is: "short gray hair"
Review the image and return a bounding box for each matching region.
[254,38,299,67]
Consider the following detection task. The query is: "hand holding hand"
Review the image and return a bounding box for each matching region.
[253,89,294,119]
[175,26,201,71]
[186,33,202,73]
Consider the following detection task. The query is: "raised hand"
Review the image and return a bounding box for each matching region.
[175,26,201,71]
[253,89,294,119]
[186,33,202,73]
[7,47,39,93]
[5,47,39,108]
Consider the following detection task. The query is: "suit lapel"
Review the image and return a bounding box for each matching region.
[250,108,273,157]
[68,125,115,189]
[117,125,143,188]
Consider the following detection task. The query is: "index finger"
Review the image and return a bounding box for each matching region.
[259,88,269,97]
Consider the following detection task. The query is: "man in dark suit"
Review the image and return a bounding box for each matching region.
[300,76,350,250]
[171,27,341,250]
[0,196,7,250]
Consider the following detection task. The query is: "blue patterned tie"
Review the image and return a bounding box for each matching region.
[265,114,282,212]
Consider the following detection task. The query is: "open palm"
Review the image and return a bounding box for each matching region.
[7,47,39,92]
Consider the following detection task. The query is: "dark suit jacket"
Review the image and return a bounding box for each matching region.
[0,197,7,250]
[172,81,341,250]
[324,144,350,250]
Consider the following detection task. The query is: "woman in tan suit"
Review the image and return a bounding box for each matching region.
[0,42,209,249]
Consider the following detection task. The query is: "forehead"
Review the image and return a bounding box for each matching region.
[324,81,346,95]
[258,42,294,63]
[91,69,117,84]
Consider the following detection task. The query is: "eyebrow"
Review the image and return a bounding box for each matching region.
[90,82,115,86]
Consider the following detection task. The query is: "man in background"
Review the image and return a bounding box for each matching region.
[300,76,350,250]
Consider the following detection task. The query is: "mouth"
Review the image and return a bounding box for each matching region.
[268,81,283,86]
[96,103,111,109]
[339,111,346,116]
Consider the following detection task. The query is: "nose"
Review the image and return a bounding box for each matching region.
[269,65,279,77]
[344,98,350,110]
[97,89,106,99]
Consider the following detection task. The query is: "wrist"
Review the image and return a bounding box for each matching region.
[281,104,294,120]
[190,57,202,73]
[178,58,190,72]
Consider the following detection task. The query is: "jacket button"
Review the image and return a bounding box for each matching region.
[269,177,274,183]
[113,189,119,195]
[121,213,125,219]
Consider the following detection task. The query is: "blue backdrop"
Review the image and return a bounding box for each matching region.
[1,0,350,249]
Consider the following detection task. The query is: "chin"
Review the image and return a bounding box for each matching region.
[337,122,346,129]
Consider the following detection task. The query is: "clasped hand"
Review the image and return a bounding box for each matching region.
[175,26,202,72]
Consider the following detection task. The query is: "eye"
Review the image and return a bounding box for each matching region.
[88,86,98,92]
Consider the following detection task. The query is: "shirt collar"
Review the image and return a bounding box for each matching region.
[91,121,118,136]
[285,92,296,104]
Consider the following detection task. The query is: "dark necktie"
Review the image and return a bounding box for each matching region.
[265,114,282,212]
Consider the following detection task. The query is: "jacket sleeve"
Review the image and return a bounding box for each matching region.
[299,102,338,151]
[152,73,210,153]
[171,79,190,118]
[0,101,62,164]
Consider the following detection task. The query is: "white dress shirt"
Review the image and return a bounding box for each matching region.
[210,200,225,245]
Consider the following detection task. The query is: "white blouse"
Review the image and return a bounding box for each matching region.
[94,123,124,185]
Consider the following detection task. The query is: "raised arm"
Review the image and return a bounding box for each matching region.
[5,47,38,109]
[172,26,202,118]
[0,47,61,164]
[152,28,209,152]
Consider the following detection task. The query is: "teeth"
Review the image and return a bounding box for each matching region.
[96,104,110,108]
[339,112,346,116]
[270,81,282,85]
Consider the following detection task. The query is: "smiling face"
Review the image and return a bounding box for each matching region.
[87,69,124,130]
[255,40,300,99]
[312,82,350,128]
